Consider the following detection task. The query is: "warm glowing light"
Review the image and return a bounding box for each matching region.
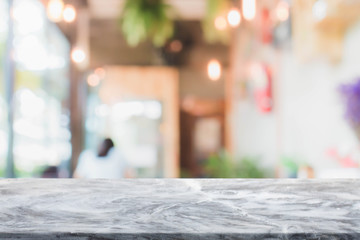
[227,8,241,27]
[312,0,327,21]
[242,0,256,21]
[207,59,222,81]
[63,4,76,23]
[71,48,86,63]
[47,0,64,22]
[276,1,289,22]
[169,40,183,52]
[95,68,106,79]
[87,74,100,87]
[214,16,227,30]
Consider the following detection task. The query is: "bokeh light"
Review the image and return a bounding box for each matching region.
[87,74,100,87]
[169,40,183,53]
[214,16,227,31]
[207,59,222,81]
[63,4,76,23]
[47,0,64,22]
[276,1,290,22]
[242,0,256,21]
[71,48,86,63]
[227,8,241,27]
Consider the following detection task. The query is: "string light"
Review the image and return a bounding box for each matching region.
[87,74,100,87]
[169,40,183,53]
[276,1,290,22]
[227,8,241,27]
[71,48,86,63]
[47,0,64,22]
[242,0,256,21]
[214,16,227,30]
[63,4,76,23]
[207,59,222,81]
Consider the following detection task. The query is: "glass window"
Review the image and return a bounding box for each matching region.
[0,0,9,177]
[12,0,71,177]
[85,92,164,177]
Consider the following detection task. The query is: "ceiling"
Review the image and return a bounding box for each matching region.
[88,0,206,20]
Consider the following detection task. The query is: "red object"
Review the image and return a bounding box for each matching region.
[326,147,359,168]
[254,65,272,113]
[261,8,272,44]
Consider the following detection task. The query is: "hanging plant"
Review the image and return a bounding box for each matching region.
[119,0,174,47]
[202,0,230,44]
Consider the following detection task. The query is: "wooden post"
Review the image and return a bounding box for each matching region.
[225,26,238,156]
[69,64,84,175]
[69,8,89,175]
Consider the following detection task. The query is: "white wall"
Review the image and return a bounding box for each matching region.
[234,20,360,174]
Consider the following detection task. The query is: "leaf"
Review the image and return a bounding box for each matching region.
[119,0,174,47]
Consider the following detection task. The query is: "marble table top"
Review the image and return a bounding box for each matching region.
[0,179,359,239]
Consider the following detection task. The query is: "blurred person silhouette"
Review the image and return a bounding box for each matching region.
[41,166,59,178]
[74,138,131,178]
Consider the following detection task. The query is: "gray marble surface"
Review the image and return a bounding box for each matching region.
[0,179,359,239]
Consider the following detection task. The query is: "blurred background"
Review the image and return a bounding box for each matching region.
[1,0,360,178]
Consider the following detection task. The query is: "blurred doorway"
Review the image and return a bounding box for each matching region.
[85,66,179,177]
[180,98,225,177]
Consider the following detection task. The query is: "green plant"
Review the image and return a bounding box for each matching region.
[280,156,299,176]
[119,0,174,47]
[0,165,4,177]
[280,156,309,178]
[180,169,192,178]
[204,151,268,178]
